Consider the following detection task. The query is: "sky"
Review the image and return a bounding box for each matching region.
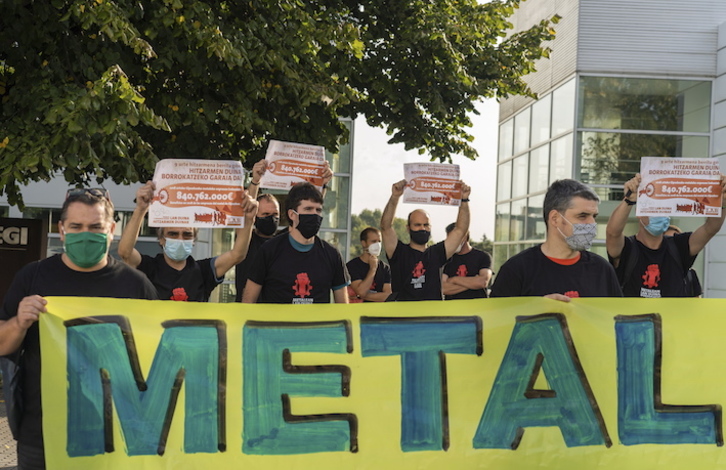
[350,99,499,243]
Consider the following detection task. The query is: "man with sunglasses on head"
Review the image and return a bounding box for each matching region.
[606,173,726,297]
[0,188,158,469]
[242,182,350,304]
[119,181,258,302]
[234,159,333,301]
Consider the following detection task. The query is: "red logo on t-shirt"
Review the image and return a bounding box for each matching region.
[370,281,377,291]
[564,291,580,298]
[170,287,189,301]
[293,273,313,298]
[412,262,426,278]
[456,264,468,277]
[642,264,661,288]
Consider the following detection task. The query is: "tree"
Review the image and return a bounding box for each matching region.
[470,233,493,254]
[0,0,557,206]
[349,208,408,259]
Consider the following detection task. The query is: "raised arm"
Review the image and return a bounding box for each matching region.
[606,174,640,265]
[381,180,406,259]
[689,174,726,256]
[248,160,266,199]
[118,181,155,268]
[321,160,332,198]
[444,182,471,259]
[351,255,379,298]
[214,191,259,278]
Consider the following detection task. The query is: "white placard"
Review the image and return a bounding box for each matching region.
[259,140,326,190]
[403,163,461,206]
[149,159,246,228]
[637,157,722,217]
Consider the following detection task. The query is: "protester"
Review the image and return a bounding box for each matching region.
[235,159,333,301]
[0,188,158,469]
[346,227,392,302]
[380,179,471,301]
[442,223,492,300]
[242,182,349,303]
[606,173,726,297]
[491,179,622,299]
[118,181,258,302]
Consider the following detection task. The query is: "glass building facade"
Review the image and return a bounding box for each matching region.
[494,76,713,269]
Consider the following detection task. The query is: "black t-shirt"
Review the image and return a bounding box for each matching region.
[389,240,449,301]
[443,248,492,300]
[138,253,221,302]
[235,228,289,302]
[0,255,158,447]
[610,233,696,298]
[490,245,622,298]
[246,234,350,304]
[346,257,392,299]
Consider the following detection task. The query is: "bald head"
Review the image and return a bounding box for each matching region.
[407,209,431,232]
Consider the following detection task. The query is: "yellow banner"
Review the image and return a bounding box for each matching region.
[40,297,726,470]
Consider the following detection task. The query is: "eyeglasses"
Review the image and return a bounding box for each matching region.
[65,188,111,201]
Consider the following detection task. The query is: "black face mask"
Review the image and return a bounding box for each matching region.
[410,229,431,245]
[255,215,279,237]
[296,213,323,239]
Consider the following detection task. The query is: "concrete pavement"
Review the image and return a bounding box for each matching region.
[0,383,18,470]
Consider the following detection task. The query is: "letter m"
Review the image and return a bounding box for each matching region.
[65,317,226,456]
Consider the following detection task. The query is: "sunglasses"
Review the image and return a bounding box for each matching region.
[65,188,111,201]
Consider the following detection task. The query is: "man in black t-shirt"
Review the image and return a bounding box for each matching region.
[442,223,492,300]
[346,227,392,302]
[119,181,258,302]
[234,159,333,301]
[380,179,471,301]
[243,182,349,304]
[606,173,726,297]
[491,179,622,299]
[0,189,158,470]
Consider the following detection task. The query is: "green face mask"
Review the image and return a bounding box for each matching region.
[63,231,109,268]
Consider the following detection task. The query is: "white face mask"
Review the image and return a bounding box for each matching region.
[455,241,465,254]
[367,241,382,257]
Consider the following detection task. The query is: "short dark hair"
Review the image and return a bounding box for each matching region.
[445,222,456,234]
[257,193,279,205]
[285,182,324,216]
[61,191,114,225]
[360,227,380,242]
[543,179,599,227]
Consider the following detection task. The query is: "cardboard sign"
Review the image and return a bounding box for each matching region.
[403,163,461,206]
[41,297,726,469]
[149,159,245,228]
[637,157,722,217]
[259,140,327,190]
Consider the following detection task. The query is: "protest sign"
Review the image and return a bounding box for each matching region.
[403,163,461,206]
[149,159,246,228]
[637,157,722,217]
[41,296,726,470]
[259,140,327,190]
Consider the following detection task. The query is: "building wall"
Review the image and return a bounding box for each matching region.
[705,22,726,298]
[500,0,580,121]
[578,0,726,77]
[495,0,726,296]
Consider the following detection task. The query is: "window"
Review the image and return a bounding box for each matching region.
[513,108,531,155]
[579,77,711,132]
[530,94,552,147]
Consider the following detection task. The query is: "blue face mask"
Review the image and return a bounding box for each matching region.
[164,238,193,261]
[642,216,671,237]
